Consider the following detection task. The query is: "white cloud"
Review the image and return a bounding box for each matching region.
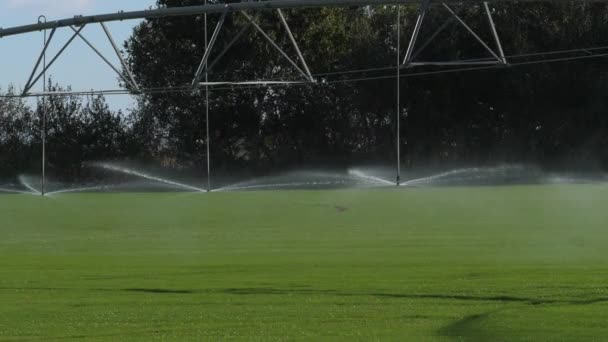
[4,0,95,17]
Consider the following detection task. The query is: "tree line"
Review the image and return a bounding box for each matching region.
[0,84,133,179]
[2,0,608,180]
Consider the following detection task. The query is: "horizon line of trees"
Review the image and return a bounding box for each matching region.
[3,0,608,181]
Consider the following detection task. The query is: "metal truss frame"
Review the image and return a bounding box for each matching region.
[18,7,315,97]
[7,0,513,97]
[21,23,141,96]
[403,1,507,67]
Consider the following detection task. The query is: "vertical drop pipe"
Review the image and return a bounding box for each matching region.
[396,6,401,186]
[39,15,47,196]
[204,0,212,192]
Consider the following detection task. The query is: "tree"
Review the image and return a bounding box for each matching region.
[0,86,37,178]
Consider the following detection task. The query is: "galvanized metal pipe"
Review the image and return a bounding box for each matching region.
[1,0,596,39]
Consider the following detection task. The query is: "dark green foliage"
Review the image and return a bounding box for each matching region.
[0,83,129,180]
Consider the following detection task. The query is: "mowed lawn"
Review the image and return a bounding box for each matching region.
[1,185,608,341]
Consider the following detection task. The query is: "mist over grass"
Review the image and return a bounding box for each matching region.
[3,162,607,195]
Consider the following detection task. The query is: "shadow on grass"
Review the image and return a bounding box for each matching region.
[437,297,608,341]
[219,287,608,341]
[122,288,195,294]
[3,329,174,341]
[439,311,497,342]
[220,288,554,305]
[3,286,608,306]
[3,286,608,341]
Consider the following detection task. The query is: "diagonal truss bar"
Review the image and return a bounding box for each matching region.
[192,9,228,88]
[441,3,503,63]
[23,26,85,95]
[240,11,310,81]
[403,0,431,65]
[408,16,454,63]
[207,22,252,74]
[277,9,314,82]
[483,1,507,64]
[22,28,56,96]
[69,26,138,92]
[100,22,141,91]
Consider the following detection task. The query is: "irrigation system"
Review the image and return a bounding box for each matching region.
[1,0,606,194]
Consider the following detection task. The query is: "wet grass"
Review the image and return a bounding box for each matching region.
[1,185,608,341]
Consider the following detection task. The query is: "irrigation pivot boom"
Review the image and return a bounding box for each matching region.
[0,0,601,39]
[1,0,517,97]
[1,0,604,191]
[9,4,321,98]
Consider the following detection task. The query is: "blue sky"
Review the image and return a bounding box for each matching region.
[0,0,157,111]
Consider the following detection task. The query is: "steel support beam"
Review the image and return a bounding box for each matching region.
[22,27,56,96]
[240,11,310,80]
[200,80,306,85]
[484,1,507,64]
[277,9,314,82]
[100,22,141,91]
[192,9,228,87]
[3,0,583,39]
[403,1,507,66]
[442,3,503,63]
[408,60,501,66]
[408,17,453,63]
[207,22,252,74]
[70,26,139,92]
[23,25,85,95]
[403,0,431,65]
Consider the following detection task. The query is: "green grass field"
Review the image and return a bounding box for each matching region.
[1,185,608,341]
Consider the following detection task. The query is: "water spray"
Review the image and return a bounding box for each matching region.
[215,180,350,192]
[45,184,121,196]
[0,187,35,195]
[400,165,530,187]
[347,169,395,186]
[18,175,42,195]
[94,163,208,193]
